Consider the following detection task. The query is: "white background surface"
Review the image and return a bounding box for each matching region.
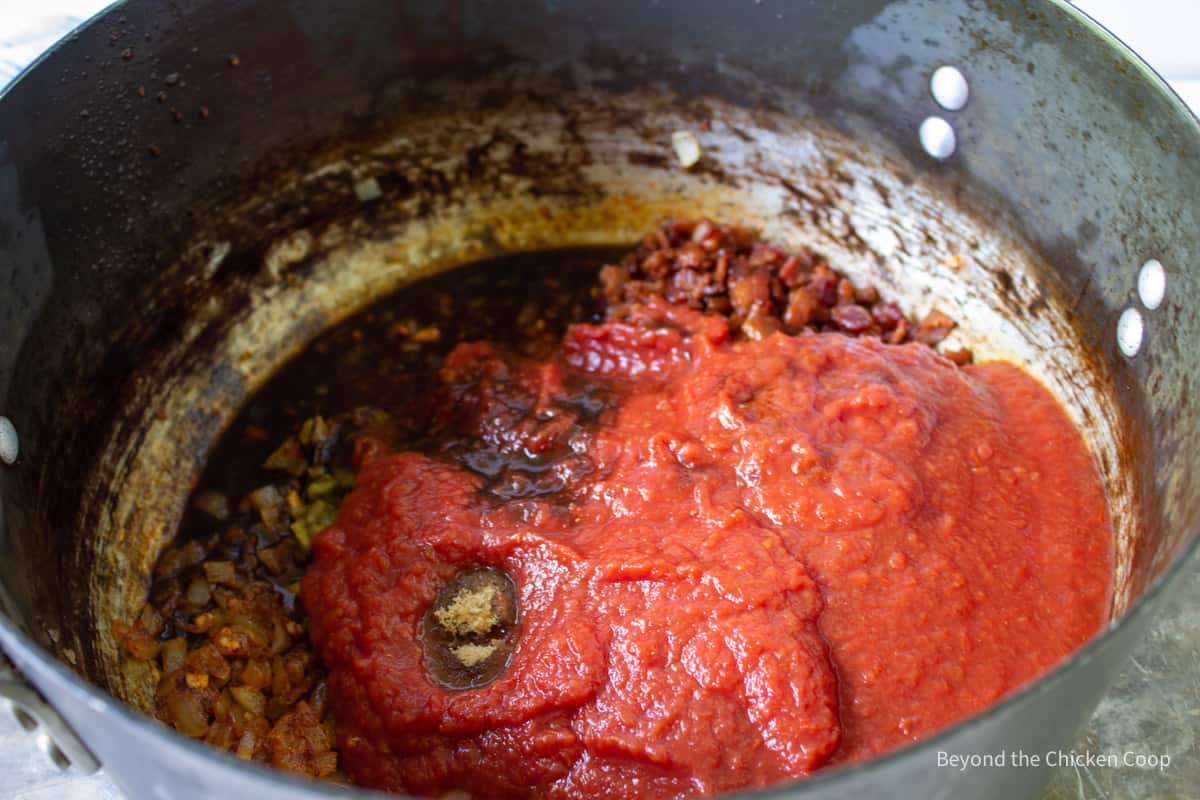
[0,1,1197,799]
[1075,0,1200,110]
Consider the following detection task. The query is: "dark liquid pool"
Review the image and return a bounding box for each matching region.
[176,246,626,545]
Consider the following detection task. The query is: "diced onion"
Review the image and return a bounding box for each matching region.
[671,130,703,168]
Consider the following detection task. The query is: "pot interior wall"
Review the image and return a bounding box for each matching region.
[0,0,1196,727]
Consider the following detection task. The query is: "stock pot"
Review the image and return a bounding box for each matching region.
[1,1,1198,798]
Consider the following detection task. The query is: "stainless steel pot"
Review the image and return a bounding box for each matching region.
[1,1,1197,798]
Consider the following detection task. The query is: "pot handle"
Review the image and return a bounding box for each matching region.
[0,652,100,774]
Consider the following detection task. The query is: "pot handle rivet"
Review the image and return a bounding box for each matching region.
[1117,308,1144,358]
[931,65,969,111]
[0,416,17,465]
[1,657,100,774]
[1137,259,1166,310]
[919,116,957,160]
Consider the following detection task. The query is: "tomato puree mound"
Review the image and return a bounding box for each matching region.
[302,299,1112,800]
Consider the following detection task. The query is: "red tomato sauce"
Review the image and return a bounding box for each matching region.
[302,299,1112,799]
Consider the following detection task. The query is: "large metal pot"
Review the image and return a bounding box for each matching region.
[0,1,1197,798]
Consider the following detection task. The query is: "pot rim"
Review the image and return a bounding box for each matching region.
[1,0,1197,796]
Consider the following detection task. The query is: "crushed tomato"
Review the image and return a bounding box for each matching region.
[302,299,1112,799]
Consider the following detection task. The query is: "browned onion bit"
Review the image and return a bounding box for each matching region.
[123,575,336,777]
[116,414,376,778]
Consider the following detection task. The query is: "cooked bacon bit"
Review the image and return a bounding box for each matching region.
[855,285,880,306]
[831,304,873,333]
[600,220,960,357]
[943,347,974,365]
[729,271,772,315]
[916,309,957,346]
[871,302,905,331]
[741,310,781,341]
[783,288,822,329]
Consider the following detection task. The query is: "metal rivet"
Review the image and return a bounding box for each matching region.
[37,733,71,771]
[919,116,956,160]
[12,706,37,731]
[931,65,969,111]
[1117,308,1144,357]
[1137,259,1165,310]
[0,416,17,464]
